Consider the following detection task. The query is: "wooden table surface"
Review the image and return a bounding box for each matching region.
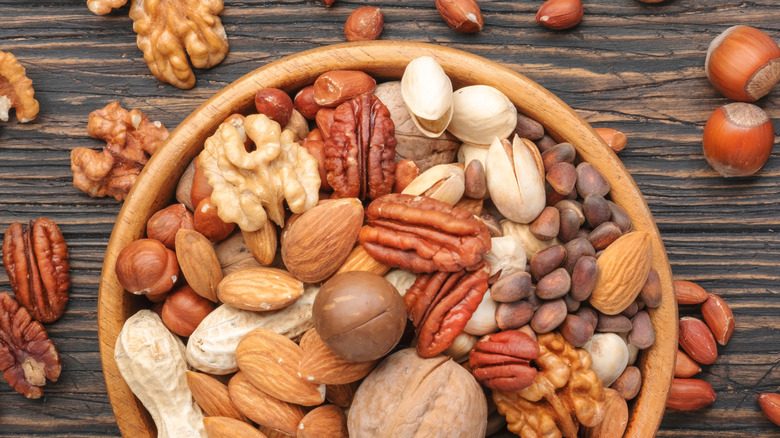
[0,0,778,436]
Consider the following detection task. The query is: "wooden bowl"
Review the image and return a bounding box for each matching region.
[97,41,677,437]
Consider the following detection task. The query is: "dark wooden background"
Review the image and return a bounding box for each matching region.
[0,0,778,436]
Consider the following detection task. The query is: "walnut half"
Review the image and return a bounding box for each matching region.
[129,0,229,89]
[0,51,39,123]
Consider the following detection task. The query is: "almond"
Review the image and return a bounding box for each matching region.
[175,228,223,302]
[313,70,377,107]
[242,220,277,266]
[336,244,390,276]
[235,328,325,406]
[589,231,653,315]
[298,328,376,385]
[674,280,709,305]
[582,387,628,437]
[666,378,716,410]
[228,371,304,435]
[203,416,267,438]
[218,267,303,311]
[758,393,780,427]
[435,0,484,33]
[186,371,248,422]
[674,349,702,378]
[281,198,364,283]
[701,292,735,346]
[678,317,718,365]
[297,404,348,438]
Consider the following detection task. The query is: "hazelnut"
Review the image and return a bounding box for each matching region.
[344,6,384,42]
[115,238,179,298]
[536,0,584,31]
[161,285,215,337]
[705,25,780,102]
[702,102,775,177]
[194,197,236,242]
[146,203,194,249]
[254,88,293,126]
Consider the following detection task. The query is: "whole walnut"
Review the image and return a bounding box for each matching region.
[374,81,460,172]
[347,348,487,437]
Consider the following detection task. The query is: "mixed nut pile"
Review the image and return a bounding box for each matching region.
[105,55,674,438]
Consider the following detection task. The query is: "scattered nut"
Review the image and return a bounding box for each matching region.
[666,378,716,411]
[536,0,584,30]
[435,0,484,33]
[345,6,384,42]
[702,102,774,177]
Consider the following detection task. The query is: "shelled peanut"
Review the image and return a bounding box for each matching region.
[113,56,659,438]
[666,280,735,411]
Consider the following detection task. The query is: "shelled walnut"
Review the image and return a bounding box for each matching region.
[71,102,169,201]
[0,50,39,123]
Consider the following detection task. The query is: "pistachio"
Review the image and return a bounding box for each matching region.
[486,136,546,224]
[448,85,517,145]
[401,56,454,137]
[483,235,527,279]
[457,143,489,168]
[401,163,465,205]
[583,333,629,387]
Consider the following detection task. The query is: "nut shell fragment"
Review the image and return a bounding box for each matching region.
[0,51,39,123]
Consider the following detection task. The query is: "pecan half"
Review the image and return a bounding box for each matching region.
[325,93,397,201]
[0,292,61,399]
[404,261,490,357]
[3,218,70,323]
[359,193,491,273]
[469,330,540,392]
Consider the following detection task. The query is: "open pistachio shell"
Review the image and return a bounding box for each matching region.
[401,163,465,205]
[486,135,546,224]
[401,56,454,137]
[448,85,517,145]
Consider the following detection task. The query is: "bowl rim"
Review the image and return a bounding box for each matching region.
[97,40,677,438]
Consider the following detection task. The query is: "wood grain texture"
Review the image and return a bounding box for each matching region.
[0,0,778,437]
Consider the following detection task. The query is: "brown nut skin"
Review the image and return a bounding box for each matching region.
[294,85,323,120]
[115,238,179,298]
[702,102,774,178]
[313,271,407,362]
[254,88,294,127]
[161,285,216,337]
[666,378,716,411]
[194,197,236,243]
[436,0,484,33]
[146,203,195,250]
[345,6,384,42]
[536,0,584,30]
[191,155,214,208]
[674,280,709,305]
[758,393,780,427]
